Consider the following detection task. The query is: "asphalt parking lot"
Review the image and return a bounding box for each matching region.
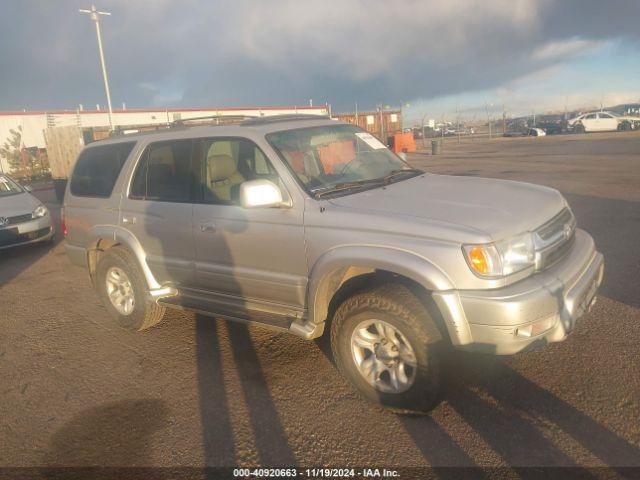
[1,131,639,472]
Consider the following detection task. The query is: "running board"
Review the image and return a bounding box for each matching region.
[158,289,295,331]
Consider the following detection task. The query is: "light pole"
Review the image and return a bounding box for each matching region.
[79,5,114,130]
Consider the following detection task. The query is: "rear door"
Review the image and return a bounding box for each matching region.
[597,112,618,131]
[120,139,197,286]
[65,142,135,250]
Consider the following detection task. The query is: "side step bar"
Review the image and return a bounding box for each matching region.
[157,289,295,331]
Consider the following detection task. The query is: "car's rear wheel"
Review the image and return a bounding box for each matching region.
[330,283,444,413]
[96,247,166,331]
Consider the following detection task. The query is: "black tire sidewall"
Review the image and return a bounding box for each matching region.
[96,249,149,331]
[332,296,442,412]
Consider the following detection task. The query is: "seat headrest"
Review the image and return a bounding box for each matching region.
[208,154,237,182]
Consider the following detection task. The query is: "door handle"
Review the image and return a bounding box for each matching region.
[122,215,136,225]
[200,222,216,233]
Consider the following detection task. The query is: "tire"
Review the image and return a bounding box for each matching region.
[330,283,443,414]
[619,121,631,131]
[575,124,585,134]
[95,247,166,331]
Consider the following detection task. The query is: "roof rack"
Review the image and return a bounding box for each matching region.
[107,123,171,138]
[171,114,257,127]
[240,114,330,126]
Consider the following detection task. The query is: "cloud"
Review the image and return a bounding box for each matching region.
[531,38,605,61]
[0,0,638,111]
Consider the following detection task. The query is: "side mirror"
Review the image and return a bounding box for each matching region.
[23,185,33,192]
[239,179,284,208]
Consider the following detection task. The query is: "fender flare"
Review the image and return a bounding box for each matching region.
[307,245,454,327]
[86,225,162,290]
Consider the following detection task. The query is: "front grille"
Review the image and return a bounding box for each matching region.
[7,213,33,225]
[534,208,576,271]
[537,232,575,270]
[536,208,574,242]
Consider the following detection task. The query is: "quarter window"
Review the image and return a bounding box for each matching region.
[129,140,195,202]
[70,142,135,197]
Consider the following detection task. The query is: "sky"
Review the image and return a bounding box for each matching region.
[1,0,639,124]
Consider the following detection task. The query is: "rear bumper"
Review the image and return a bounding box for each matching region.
[433,229,604,355]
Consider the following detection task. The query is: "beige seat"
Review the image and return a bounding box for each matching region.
[206,154,245,204]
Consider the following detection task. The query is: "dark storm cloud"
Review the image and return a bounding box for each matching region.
[0,0,638,111]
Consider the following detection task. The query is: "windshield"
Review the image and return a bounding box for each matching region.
[0,175,23,197]
[267,124,421,197]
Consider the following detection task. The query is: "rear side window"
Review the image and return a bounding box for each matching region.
[129,140,195,202]
[70,142,135,197]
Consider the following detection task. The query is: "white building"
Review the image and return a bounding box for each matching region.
[0,105,329,173]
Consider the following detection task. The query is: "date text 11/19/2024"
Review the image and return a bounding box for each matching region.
[232,468,400,478]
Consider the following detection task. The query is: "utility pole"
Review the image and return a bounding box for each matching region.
[79,5,114,130]
[485,103,492,139]
[456,104,461,144]
[421,113,428,149]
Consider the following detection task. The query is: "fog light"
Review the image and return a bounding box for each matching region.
[515,316,556,338]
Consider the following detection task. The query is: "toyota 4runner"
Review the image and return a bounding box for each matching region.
[64,115,604,413]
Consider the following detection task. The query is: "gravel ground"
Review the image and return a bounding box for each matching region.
[1,131,639,473]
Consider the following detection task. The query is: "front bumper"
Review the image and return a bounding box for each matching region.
[0,216,54,250]
[433,229,604,355]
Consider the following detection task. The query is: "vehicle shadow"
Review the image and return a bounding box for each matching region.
[400,351,640,475]
[195,317,237,468]
[225,321,296,465]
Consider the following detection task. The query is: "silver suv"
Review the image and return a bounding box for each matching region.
[64,115,604,412]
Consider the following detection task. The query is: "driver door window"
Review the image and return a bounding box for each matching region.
[197,138,278,205]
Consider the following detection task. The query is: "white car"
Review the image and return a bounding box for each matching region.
[528,127,546,137]
[0,174,54,250]
[568,111,635,133]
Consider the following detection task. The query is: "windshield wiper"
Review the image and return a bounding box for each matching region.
[313,178,385,198]
[381,168,424,184]
[313,169,424,198]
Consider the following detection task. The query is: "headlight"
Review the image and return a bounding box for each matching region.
[32,205,49,218]
[463,232,535,277]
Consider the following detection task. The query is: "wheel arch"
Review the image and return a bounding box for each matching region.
[86,226,162,291]
[307,246,454,333]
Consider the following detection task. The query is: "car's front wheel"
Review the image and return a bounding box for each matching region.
[95,247,166,331]
[330,283,444,413]
[575,123,586,134]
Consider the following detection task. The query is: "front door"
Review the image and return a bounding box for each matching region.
[192,137,307,308]
[121,139,197,286]
[582,113,598,131]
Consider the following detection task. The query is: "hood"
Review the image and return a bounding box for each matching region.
[0,192,41,217]
[328,174,566,241]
